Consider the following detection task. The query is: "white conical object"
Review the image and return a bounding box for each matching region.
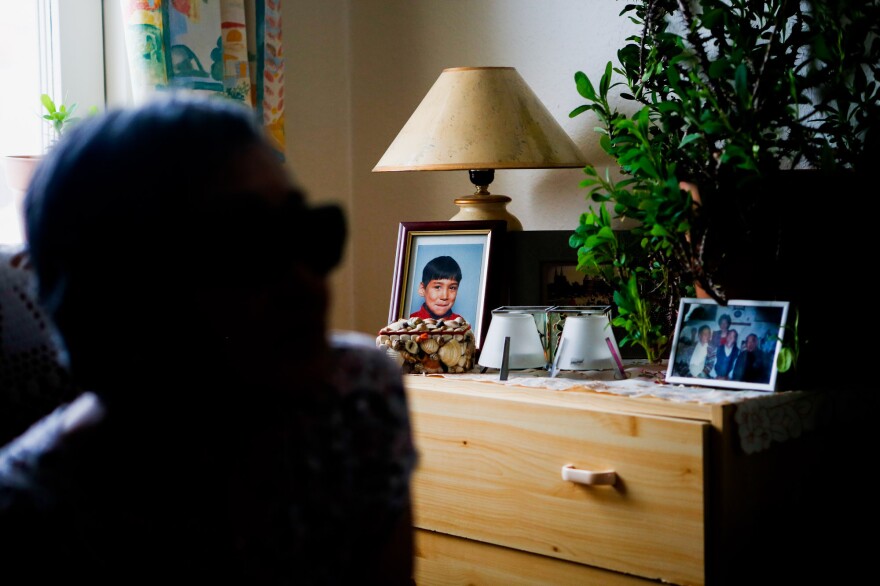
[478,313,545,370]
[555,315,614,370]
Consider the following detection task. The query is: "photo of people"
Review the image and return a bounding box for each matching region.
[390,221,505,351]
[410,255,464,320]
[665,298,789,392]
[406,243,485,328]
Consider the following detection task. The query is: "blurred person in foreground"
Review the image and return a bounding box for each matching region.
[0,94,417,585]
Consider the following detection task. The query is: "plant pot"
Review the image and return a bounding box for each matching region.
[692,169,861,389]
[2,155,41,242]
[3,155,41,191]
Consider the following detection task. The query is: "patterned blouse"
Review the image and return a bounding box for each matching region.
[0,329,417,585]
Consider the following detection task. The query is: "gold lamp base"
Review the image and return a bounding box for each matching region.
[450,194,523,231]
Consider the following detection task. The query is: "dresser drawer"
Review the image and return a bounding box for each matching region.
[408,382,708,586]
[415,528,658,585]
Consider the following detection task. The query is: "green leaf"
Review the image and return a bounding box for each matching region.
[734,64,749,106]
[570,104,591,118]
[598,61,613,97]
[575,70,597,101]
[777,348,793,372]
[40,93,56,114]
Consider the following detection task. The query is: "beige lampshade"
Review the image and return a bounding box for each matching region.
[373,67,586,230]
[373,67,585,172]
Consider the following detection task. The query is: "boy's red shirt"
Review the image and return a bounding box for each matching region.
[410,304,462,321]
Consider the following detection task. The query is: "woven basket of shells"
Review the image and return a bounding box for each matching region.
[376,316,476,374]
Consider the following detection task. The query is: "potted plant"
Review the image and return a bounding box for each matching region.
[3,94,90,196]
[39,93,85,143]
[568,0,878,384]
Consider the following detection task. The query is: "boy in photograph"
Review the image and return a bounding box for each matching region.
[410,255,463,320]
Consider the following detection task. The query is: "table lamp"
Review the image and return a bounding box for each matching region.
[372,66,586,231]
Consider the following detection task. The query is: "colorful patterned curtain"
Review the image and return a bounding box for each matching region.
[119,0,285,157]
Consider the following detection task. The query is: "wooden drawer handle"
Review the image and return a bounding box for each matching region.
[561,464,617,486]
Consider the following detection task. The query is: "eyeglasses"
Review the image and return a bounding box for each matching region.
[180,191,347,281]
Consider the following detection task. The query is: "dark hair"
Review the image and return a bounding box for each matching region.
[22,93,345,391]
[26,94,345,315]
[718,313,731,326]
[25,95,269,311]
[421,256,462,285]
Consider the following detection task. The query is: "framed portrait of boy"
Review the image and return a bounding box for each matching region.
[389,220,506,349]
[665,298,790,392]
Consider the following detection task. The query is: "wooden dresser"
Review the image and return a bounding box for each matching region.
[404,374,842,585]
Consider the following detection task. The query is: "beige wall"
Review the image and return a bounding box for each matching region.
[105,0,635,337]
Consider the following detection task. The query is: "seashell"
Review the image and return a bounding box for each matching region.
[400,333,410,341]
[386,321,404,332]
[385,346,405,367]
[404,339,419,354]
[408,316,423,327]
[421,356,444,374]
[441,334,453,342]
[419,337,440,354]
[438,339,462,367]
[391,339,401,350]
[377,334,390,345]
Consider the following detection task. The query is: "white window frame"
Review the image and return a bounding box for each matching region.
[39,0,106,149]
[0,0,104,245]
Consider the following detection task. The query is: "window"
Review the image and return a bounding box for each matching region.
[0,0,104,245]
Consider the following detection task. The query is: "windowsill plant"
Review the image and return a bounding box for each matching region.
[3,94,94,194]
[40,93,87,144]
